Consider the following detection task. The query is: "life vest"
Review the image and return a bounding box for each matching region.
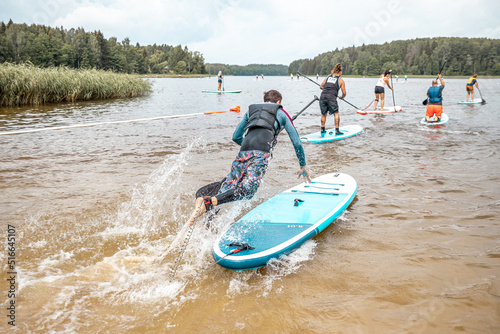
[466,77,476,86]
[245,103,281,136]
[428,86,442,103]
[321,75,341,100]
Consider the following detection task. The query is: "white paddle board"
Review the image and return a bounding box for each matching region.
[357,105,402,115]
[212,173,357,270]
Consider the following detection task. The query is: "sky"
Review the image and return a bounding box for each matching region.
[1,0,500,65]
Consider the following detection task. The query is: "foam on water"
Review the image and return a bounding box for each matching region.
[13,136,325,332]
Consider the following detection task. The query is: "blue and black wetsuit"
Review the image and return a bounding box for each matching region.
[196,103,306,205]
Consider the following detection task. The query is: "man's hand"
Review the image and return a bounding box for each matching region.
[298,167,312,183]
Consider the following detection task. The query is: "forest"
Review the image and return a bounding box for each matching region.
[289,37,500,76]
[205,63,288,76]
[0,20,205,75]
[1,20,499,78]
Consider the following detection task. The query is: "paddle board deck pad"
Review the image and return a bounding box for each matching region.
[202,90,242,93]
[300,124,363,143]
[357,105,402,114]
[420,113,449,125]
[212,173,357,270]
[458,100,483,104]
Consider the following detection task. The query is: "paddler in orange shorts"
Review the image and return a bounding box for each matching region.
[425,74,445,122]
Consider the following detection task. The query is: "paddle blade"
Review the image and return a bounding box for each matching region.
[422,98,428,106]
[230,106,240,112]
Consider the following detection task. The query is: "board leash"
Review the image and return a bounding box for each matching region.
[363,100,374,110]
[169,221,196,282]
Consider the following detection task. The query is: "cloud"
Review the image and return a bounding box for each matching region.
[1,0,499,65]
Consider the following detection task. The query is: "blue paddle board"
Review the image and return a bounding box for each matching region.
[300,124,363,143]
[420,113,449,125]
[202,90,242,93]
[458,100,483,104]
[212,173,357,270]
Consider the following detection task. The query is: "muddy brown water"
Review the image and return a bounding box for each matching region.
[1,76,499,333]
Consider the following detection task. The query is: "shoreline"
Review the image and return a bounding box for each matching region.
[137,74,500,79]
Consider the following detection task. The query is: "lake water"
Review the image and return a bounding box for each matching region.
[1,76,499,333]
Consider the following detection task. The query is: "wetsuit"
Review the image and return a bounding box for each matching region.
[197,103,306,205]
[319,75,341,115]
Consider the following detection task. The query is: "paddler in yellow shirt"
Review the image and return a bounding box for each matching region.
[465,74,479,102]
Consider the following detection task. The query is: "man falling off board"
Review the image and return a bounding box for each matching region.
[187,90,312,226]
[425,74,445,123]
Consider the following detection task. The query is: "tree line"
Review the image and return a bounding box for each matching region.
[205,63,288,76]
[289,37,500,76]
[0,20,205,74]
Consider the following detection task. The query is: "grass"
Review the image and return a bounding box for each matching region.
[0,62,153,106]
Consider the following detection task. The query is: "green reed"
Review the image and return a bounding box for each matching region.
[0,63,153,106]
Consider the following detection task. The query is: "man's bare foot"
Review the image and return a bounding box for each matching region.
[187,197,206,226]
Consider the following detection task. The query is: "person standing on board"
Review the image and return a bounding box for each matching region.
[319,63,346,136]
[187,90,312,226]
[466,74,479,102]
[217,71,223,91]
[373,70,394,111]
[425,74,445,122]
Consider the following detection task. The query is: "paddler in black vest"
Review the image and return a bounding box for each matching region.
[187,90,312,226]
[319,63,346,136]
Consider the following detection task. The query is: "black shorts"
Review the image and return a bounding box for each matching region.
[319,99,338,115]
[374,86,385,94]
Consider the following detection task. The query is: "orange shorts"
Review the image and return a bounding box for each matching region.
[426,104,443,118]
[466,85,474,92]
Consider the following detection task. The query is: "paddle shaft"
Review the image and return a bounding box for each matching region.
[423,60,447,105]
[478,87,486,103]
[390,73,396,108]
[292,95,319,121]
[297,71,361,110]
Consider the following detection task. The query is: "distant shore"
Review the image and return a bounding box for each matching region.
[137,74,500,79]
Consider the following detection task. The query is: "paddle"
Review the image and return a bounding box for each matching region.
[390,72,396,110]
[297,71,361,110]
[423,60,447,105]
[291,95,319,121]
[478,89,486,104]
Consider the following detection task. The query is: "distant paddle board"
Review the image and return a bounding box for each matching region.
[357,105,402,115]
[212,172,357,270]
[420,113,449,125]
[458,100,483,104]
[202,90,242,94]
[300,124,363,143]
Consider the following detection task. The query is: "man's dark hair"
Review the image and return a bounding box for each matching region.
[263,90,282,103]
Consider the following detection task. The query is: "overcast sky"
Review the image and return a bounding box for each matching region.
[2,0,499,65]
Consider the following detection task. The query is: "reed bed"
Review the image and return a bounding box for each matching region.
[0,63,153,106]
